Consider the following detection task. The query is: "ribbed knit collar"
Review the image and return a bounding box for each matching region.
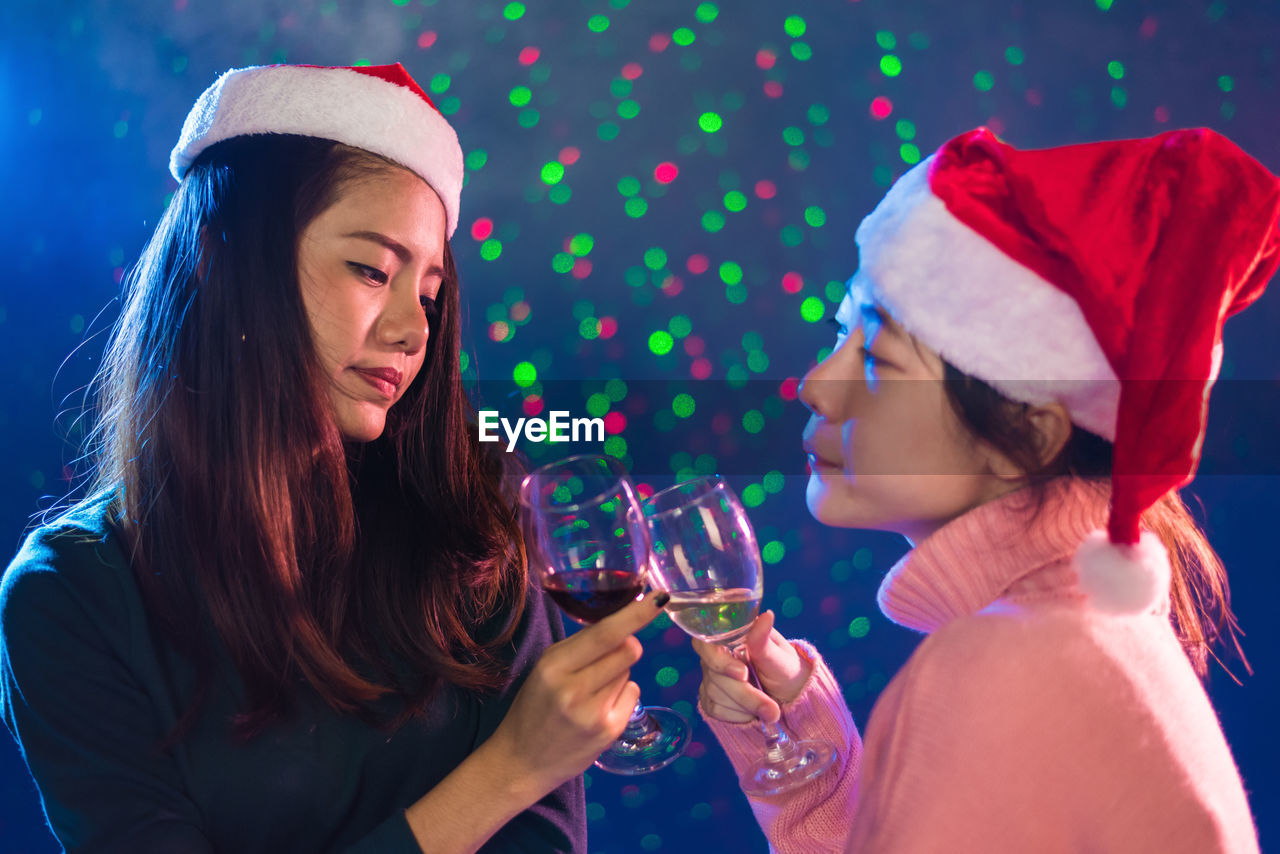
[876,477,1112,633]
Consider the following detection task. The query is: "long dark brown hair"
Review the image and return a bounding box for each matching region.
[85,134,526,742]
[942,363,1247,679]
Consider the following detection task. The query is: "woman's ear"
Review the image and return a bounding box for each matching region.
[984,401,1074,480]
[1027,402,1073,468]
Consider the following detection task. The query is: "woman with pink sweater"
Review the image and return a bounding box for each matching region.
[695,127,1276,852]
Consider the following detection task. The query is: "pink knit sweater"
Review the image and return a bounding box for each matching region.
[704,478,1259,853]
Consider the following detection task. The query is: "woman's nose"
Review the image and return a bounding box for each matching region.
[378,288,429,354]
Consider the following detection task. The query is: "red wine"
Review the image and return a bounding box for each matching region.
[543,569,644,624]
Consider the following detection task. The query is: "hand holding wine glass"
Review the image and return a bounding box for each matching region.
[692,609,811,725]
[519,454,690,775]
[644,475,837,796]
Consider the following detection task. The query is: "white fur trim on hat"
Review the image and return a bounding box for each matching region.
[853,155,1121,441]
[1072,529,1171,614]
[169,65,464,238]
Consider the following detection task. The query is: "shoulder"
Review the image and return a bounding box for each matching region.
[2,494,137,648]
[893,601,1213,761]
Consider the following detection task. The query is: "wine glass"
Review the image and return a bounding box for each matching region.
[518,453,690,775]
[643,475,837,796]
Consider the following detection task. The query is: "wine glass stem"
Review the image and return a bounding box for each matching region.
[623,699,648,731]
[730,645,799,763]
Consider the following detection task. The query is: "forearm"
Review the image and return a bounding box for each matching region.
[702,641,862,854]
[402,733,553,854]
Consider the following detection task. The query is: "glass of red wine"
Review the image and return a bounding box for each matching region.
[519,454,690,775]
[644,476,837,795]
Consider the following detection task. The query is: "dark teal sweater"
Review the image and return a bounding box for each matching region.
[0,498,585,853]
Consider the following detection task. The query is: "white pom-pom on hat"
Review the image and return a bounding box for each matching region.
[1072,529,1171,615]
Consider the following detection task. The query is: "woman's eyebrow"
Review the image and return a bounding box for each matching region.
[344,230,447,277]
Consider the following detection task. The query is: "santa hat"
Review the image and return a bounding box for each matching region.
[169,63,463,238]
[855,127,1280,614]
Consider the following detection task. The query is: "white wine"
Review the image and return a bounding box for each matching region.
[665,588,762,645]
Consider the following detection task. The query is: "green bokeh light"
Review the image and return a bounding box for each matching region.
[625,197,648,218]
[875,30,896,50]
[783,15,806,37]
[673,27,695,46]
[702,211,725,232]
[807,103,830,125]
[587,14,610,32]
[569,233,594,256]
[742,483,765,507]
[513,361,537,386]
[742,409,764,433]
[804,206,826,227]
[644,247,668,270]
[880,55,902,77]
[540,161,564,184]
[672,393,695,418]
[649,330,675,355]
[801,296,825,322]
[502,2,525,20]
[480,239,503,260]
[699,112,723,133]
[695,2,718,23]
[1006,46,1025,65]
[1107,60,1125,79]
[782,126,805,146]
[848,617,871,638]
[618,176,641,196]
[762,541,785,564]
[719,261,743,285]
[896,119,916,140]
[974,70,994,91]
[723,190,747,211]
[509,85,531,106]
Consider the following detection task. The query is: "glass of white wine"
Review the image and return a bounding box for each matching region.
[643,475,837,796]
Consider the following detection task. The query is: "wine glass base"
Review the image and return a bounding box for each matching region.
[593,706,691,775]
[740,739,838,797]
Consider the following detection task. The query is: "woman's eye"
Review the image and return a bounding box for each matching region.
[348,262,388,285]
[420,295,440,317]
[826,316,848,337]
[859,346,877,365]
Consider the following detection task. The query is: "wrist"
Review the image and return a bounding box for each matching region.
[768,641,815,705]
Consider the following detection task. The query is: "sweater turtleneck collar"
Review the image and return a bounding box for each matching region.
[876,477,1114,634]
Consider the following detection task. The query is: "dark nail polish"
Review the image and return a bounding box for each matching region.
[653,592,670,608]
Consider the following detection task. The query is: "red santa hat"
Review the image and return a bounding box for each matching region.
[855,127,1280,614]
[169,63,463,238]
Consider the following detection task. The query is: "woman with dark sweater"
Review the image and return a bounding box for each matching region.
[0,62,661,853]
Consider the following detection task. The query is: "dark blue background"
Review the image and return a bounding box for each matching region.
[2,1,1277,851]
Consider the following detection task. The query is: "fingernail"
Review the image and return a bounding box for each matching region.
[652,592,670,608]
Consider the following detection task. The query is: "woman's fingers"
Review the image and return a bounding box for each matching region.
[691,637,749,680]
[699,659,781,724]
[548,591,667,673]
[574,635,643,694]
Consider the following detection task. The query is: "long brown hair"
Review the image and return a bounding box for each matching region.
[942,363,1247,679]
[85,134,526,742]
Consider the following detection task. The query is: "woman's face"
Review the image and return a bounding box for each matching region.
[296,166,446,443]
[798,278,1016,544]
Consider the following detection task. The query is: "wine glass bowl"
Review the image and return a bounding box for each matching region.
[644,476,837,796]
[518,454,690,775]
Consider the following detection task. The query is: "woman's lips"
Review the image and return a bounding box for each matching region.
[352,367,402,399]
